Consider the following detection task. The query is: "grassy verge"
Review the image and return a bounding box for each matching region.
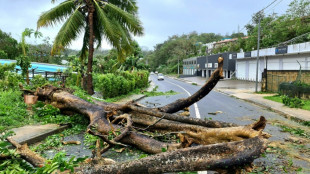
[264,95,310,111]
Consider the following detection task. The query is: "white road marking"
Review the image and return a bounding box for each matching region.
[166,79,206,174]
[166,80,201,119]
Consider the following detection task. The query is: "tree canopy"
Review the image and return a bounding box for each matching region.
[0,29,20,59]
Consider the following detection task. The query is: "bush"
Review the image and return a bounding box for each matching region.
[282,95,305,108]
[94,71,149,98]
[31,74,48,88]
[0,71,23,91]
[0,90,30,132]
[0,63,16,79]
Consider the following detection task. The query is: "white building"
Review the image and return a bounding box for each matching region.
[233,42,310,82]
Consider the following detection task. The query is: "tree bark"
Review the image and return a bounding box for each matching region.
[76,136,267,174]
[35,86,181,154]
[86,0,95,95]
[35,85,267,150]
[22,55,270,172]
[7,137,46,167]
[157,57,224,113]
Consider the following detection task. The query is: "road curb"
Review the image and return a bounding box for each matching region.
[10,124,70,145]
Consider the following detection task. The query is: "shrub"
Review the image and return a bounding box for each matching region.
[31,74,48,88]
[0,71,23,91]
[94,71,149,99]
[0,90,30,131]
[0,63,16,79]
[282,95,305,108]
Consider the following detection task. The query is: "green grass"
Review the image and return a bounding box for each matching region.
[263,95,283,103]
[0,90,33,132]
[264,95,310,111]
[144,90,178,97]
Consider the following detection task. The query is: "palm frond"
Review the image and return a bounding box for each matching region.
[93,0,120,48]
[107,0,138,14]
[37,0,76,28]
[52,7,85,54]
[104,3,143,36]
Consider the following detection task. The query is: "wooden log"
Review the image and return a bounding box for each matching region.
[76,136,268,174]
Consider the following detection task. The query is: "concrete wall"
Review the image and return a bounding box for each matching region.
[266,70,310,92]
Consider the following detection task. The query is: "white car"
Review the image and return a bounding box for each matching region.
[150,72,154,75]
[157,73,164,80]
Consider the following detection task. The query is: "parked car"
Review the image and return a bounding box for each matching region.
[150,72,154,75]
[157,73,164,80]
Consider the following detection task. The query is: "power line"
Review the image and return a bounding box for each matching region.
[240,0,280,33]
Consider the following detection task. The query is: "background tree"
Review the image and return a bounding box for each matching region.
[16,28,42,85]
[38,0,143,94]
[0,29,20,59]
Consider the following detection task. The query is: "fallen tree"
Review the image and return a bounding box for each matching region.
[9,57,269,173]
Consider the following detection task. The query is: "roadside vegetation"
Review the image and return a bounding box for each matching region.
[264,94,310,111]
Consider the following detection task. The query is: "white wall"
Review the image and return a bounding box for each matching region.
[236,53,310,81]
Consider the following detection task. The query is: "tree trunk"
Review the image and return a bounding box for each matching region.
[76,136,267,174]
[157,57,224,113]
[86,0,95,95]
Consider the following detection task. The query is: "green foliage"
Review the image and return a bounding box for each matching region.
[0,63,16,79]
[0,63,22,91]
[0,71,23,91]
[280,125,309,139]
[94,71,149,98]
[264,94,310,111]
[71,86,95,103]
[36,152,87,173]
[144,90,178,97]
[0,50,8,59]
[282,95,305,108]
[0,29,20,59]
[0,131,35,173]
[83,133,100,149]
[0,90,30,132]
[31,75,48,88]
[16,55,31,78]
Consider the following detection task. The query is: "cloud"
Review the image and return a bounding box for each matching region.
[0,0,292,51]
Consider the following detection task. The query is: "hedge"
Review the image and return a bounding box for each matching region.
[94,71,149,98]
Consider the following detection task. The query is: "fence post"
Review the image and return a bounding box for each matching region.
[45,71,48,80]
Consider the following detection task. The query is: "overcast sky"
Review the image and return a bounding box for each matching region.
[0,0,292,51]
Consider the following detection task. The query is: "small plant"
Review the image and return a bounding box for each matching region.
[282,95,304,108]
[280,125,309,139]
[36,151,87,174]
[31,75,48,88]
[191,83,197,86]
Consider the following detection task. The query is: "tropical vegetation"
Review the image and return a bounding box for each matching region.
[37,0,143,94]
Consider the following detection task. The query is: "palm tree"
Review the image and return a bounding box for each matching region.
[38,0,143,94]
[18,28,42,84]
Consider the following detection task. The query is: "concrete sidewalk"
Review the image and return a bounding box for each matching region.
[174,76,310,122]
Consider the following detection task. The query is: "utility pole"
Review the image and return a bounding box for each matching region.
[206,48,209,79]
[178,57,180,76]
[255,13,261,92]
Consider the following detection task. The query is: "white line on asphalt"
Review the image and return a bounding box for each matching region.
[166,80,201,119]
[166,79,206,174]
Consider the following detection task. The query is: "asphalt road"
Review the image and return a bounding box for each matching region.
[138,74,310,172]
